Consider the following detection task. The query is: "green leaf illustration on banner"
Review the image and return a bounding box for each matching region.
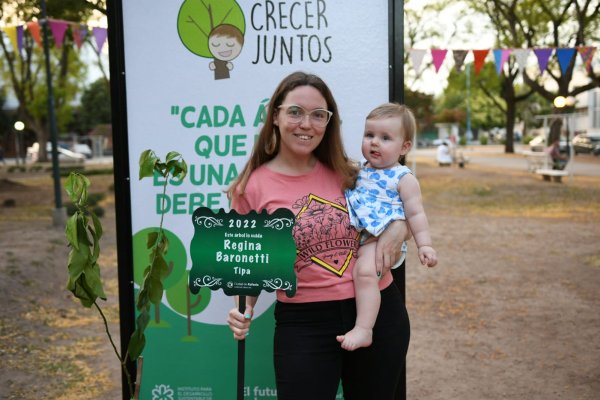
[177,0,245,58]
[189,207,297,298]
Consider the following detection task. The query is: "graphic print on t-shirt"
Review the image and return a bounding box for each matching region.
[292,194,360,277]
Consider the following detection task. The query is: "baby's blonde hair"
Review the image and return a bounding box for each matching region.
[366,103,417,143]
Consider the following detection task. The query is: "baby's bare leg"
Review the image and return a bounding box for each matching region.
[336,241,379,351]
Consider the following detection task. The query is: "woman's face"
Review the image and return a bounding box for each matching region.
[273,85,328,161]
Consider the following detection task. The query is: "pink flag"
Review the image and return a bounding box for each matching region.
[452,50,469,72]
[409,49,426,72]
[472,49,490,75]
[92,27,108,54]
[577,46,596,72]
[48,19,69,48]
[431,49,448,73]
[493,49,512,75]
[26,21,42,48]
[533,48,553,74]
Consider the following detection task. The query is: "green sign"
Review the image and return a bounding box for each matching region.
[189,207,297,298]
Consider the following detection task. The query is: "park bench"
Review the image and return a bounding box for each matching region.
[522,150,548,172]
[535,168,569,182]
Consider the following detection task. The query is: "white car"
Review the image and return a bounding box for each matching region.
[27,143,86,164]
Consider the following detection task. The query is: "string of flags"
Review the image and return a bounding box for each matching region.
[409,47,597,75]
[1,19,108,54]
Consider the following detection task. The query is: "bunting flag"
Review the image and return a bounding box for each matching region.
[431,49,448,72]
[71,23,83,48]
[512,48,530,74]
[26,21,42,48]
[452,50,468,72]
[577,46,596,72]
[16,25,24,54]
[409,48,426,73]
[48,19,69,48]
[92,27,108,54]
[556,48,576,74]
[493,48,512,74]
[533,48,553,73]
[472,49,490,75]
[2,26,19,54]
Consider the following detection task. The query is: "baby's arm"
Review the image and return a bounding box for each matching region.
[397,174,438,268]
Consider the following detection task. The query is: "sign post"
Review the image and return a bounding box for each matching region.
[189,207,297,400]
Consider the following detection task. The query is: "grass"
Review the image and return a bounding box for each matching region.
[419,168,600,220]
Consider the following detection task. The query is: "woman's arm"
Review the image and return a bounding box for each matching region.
[376,219,411,277]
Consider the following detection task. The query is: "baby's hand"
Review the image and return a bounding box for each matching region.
[418,245,438,268]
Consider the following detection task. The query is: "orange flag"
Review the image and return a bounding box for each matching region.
[472,49,490,75]
[26,21,42,48]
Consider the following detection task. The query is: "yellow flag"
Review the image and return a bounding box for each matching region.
[2,25,18,52]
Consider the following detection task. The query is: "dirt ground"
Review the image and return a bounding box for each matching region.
[1,155,599,400]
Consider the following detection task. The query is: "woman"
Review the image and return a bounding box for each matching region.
[226,71,410,399]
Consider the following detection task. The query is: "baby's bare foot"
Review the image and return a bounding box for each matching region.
[336,326,373,351]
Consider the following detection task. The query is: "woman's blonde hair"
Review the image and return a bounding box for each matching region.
[226,71,357,199]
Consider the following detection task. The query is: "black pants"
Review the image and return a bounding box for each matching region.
[274,284,410,400]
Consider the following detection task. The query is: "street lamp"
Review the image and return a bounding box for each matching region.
[14,121,25,165]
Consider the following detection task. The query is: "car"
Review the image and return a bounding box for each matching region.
[73,143,93,159]
[572,134,600,156]
[26,142,86,164]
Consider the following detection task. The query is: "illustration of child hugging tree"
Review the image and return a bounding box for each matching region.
[178,0,246,80]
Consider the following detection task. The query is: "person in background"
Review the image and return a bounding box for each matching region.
[340,103,438,351]
[436,140,452,166]
[226,71,410,399]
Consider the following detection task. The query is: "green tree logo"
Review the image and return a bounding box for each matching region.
[177,0,246,80]
[166,271,211,342]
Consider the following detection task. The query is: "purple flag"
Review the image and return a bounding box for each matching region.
[16,25,24,53]
[533,48,553,73]
[92,27,108,54]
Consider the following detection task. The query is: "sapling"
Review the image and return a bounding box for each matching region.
[64,150,187,399]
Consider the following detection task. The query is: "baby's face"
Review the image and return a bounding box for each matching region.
[361,117,411,169]
[209,35,242,61]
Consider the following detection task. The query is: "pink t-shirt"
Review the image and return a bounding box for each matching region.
[231,161,393,303]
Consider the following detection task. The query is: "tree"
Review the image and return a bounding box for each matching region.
[72,77,111,134]
[468,0,600,152]
[0,1,98,161]
[436,63,507,140]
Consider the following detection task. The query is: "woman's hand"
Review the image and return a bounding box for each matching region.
[375,220,411,277]
[227,304,254,340]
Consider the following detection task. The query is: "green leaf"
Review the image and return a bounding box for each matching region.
[139,149,158,180]
[127,330,146,361]
[136,310,150,333]
[153,254,169,279]
[65,213,79,249]
[90,211,103,240]
[165,151,181,162]
[146,231,159,249]
[84,263,107,301]
[147,275,164,305]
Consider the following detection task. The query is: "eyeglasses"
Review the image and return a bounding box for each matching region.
[278,104,333,128]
